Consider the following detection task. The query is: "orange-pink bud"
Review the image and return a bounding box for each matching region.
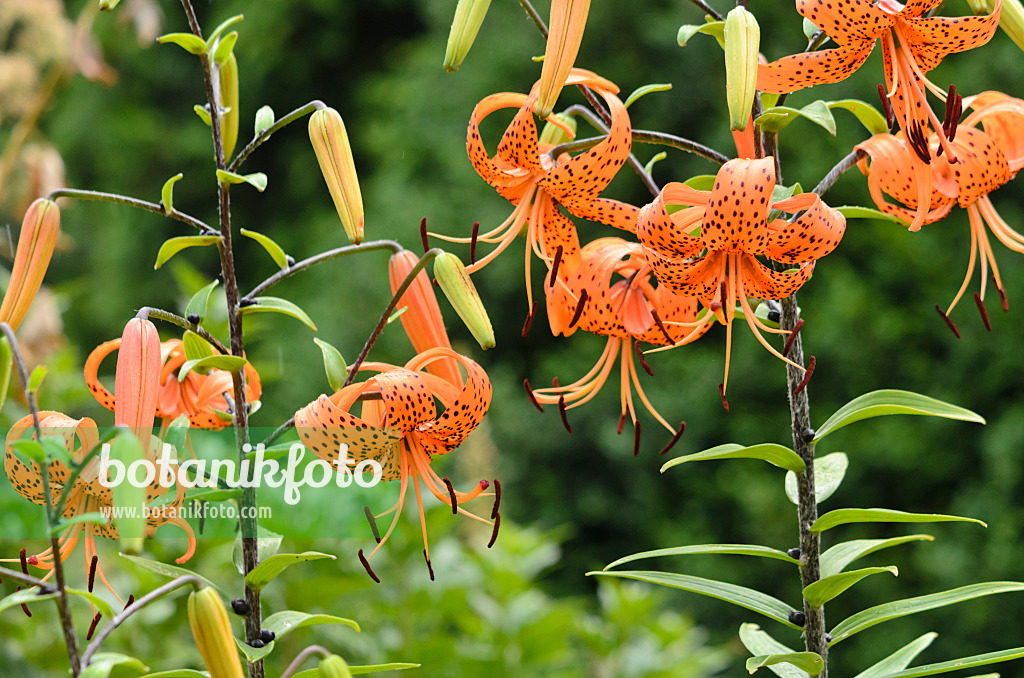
[114,318,161,442]
[535,0,591,118]
[309,108,364,244]
[0,199,60,331]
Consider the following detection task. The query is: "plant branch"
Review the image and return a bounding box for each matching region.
[280,646,332,678]
[47,188,217,235]
[137,307,230,354]
[811,149,864,197]
[549,130,729,166]
[687,0,724,21]
[228,100,327,172]
[0,565,52,589]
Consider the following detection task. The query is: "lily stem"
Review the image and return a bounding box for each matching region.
[228,100,327,172]
[811,149,864,197]
[279,645,332,678]
[137,306,230,355]
[46,188,216,235]
[549,127,730,166]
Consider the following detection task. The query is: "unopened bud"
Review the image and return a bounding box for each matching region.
[433,253,495,350]
[318,655,354,678]
[535,0,592,118]
[309,108,364,244]
[218,50,239,159]
[969,0,1024,52]
[0,199,60,331]
[539,112,578,148]
[114,318,160,441]
[444,0,492,73]
[724,6,760,131]
[187,588,244,678]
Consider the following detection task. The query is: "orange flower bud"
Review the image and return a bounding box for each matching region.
[535,0,591,118]
[0,199,60,331]
[114,318,161,442]
[309,108,364,244]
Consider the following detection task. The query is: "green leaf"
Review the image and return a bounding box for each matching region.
[313,338,348,392]
[254,105,275,135]
[193,105,212,127]
[241,296,317,331]
[0,588,58,615]
[803,566,899,607]
[182,331,215,363]
[120,553,217,591]
[216,170,268,192]
[178,355,248,382]
[683,174,717,191]
[99,0,122,11]
[785,452,848,505]
[205,14,244,50]
[588,570,801,628]
[12,439,46,463]
[154,235,221,270]
[830,582,1024,645]
[853,632,938,678]
[662,443,806,474]
[240,229,289,269]
[604,544,799,570]
[292,664,421,677]
[643,151,667,175]
[142,671,210,678]
[0,337,12,413]
[739,624,809,678]
[821,535,934,578]
[811,508,986,533]
[624,83,673,109]
[163,415,191,455]
[28,365,46,393]
[234,637,273,663]
[80,653,149,678]
[814,389,985,442]
[747,654,824,676]
[66,587,115,619]
[802,17,821,40]
[877,648,1024,677]
[161,173,183,214]
[157,32,208,54]
[212,31,238,66]
[244,552,337,592]
[50,512,108,535]
[109,432,146,554]
[835,206,907,225]
[185,280,220,322]
[677,21,725,47]
[827,99,889,135]
[262,610,361,638]
[756,101,836,135]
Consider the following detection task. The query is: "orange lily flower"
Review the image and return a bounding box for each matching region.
[86,337,262,430]
[636,158,845,395]
[856,91,1024,325]
[294,346,494,581]
[536,237,708,442]
[758,0,1001,228]
[449,68,635,306]
[0,198,60,331]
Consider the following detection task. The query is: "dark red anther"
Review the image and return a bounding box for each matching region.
[19,548,28,574]
[943,84,956,134]
[523,378,544,412]
[878,84,894,131]
[719,383,730,412]
[125,594,135,609]
[634,342,654,376]
[552,376,560,387]
[793,356,816,395]
[782,318,804,357]
[549,245,564,288]
[358,549,381,583]
[364,506,382,543]
[470,221,480,265]
[423,550,435,581]
[650,308,674,345]
[521,301,538,338]
[632,420,642,457]
[490,479,501,519]
[442,477,458,514]
[558,395,572,433]
[15,587,31,617]
[617,412,627,435]
[86,612,102,640]
[420,217,429,254]
[908,122,932,163]
[88,555,98,593]
[997,285,1009,312]
[659,421,686,455]
[974,293,992,331]
[935,304,961,338]
[568,289,589,329]
[949,93,963,142]
[487,513,501,548]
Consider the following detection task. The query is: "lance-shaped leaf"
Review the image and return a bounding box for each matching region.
[244,552,337,592]
[811,509,986,533]
[803,566,899,607]
[234,637,273,663]
[291,664,421,677]
[157,32,207,54]
[141,671,210,677]
[28,365,46,393]
[662,443,805,474]
[0,589,59,615]
[50,513,109,535]
[178,355,248,383]
[262,610,360,638]
[588,571,801,628]
[739,624,809,678]
[120,553,217,591]
[678,21,725,47]
[313,338,347,392]
[185,280,220,323]
[240,229,289,269]
[877,648,1024,678]
[161,174,183,214]
[835,206,907,225]
[624,83,672,109]
[216,170,267,192]
[241,296,317,331]
[747,654,824,676]
[205,14,244,51]
[254,105,275,135]
[821,535,934,578]
[66,588,115,619]
[756,101,836,135]
[193,105,212,127]
[182,331,215,362]
[813,390,985,443]
[604,544,799,571]
[154,235,221,270]
[785,452,847,505]
[827,99,889,135]
[213,31,238,65]
[79,653,149,678]
[853,632,938,678]
[829,582,1024,645]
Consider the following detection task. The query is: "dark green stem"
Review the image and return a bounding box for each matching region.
[228,100,327,172]
[47,188,216,235]
[242,240,403,300]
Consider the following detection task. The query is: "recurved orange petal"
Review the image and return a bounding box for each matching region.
[701,158,776,255]
[757,42,874,93]
[797,0,890,44]
[901,4,1002,72]
[765,194,846,264]
[467,92,532,190]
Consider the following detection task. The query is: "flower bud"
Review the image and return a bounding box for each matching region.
[539,112,578,149]
[318,655,354,678]
[114,318,160,442]
[0,199,60,331]
[187,588,244,678]
[724,6,760,131]
[433,252,495,350]
[218,51,239,160]
[309,108,364,244]
[535,0,592,118]
[443,0,492,73]
[969,0,1024,52]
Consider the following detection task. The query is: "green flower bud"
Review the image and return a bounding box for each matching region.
[433,252,495,350]
[724,6,760,131]
[539,112,578,148]
[309,108,365,245]
[444,0,492,73]
[218,51,239,160]
[187,588,244,678]
[318,655,354,678]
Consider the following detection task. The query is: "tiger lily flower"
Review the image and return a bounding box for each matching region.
[636,158,845,395]
[294,347,495,581]
[86,337,262,430]
[857,91,1024,325]
[2,411,195,602]
[758,0,1001,228]
[0,198,60,331]
[448,68,635,308]
[536,237,708,443]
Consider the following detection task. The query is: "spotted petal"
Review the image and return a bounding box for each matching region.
[636,188,704,259]
[701,158,776,255]
[947,127,1011,206]
[467,92,532,190]
[758,42,874,94]
[967,91,1024,171]
[797,0,890,44]
[765,194,846,264]
[902,4,1001,73]
[740,256,814,300]
[417,351,491,452]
